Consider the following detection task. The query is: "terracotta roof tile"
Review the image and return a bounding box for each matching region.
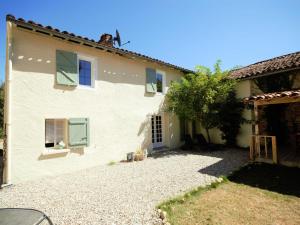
[6,14,192,74]
[244,90,300,102]
[230,51,300,79]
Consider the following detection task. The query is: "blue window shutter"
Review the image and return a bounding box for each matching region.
[56,50,78,86]
[146,68,157,93]
[68,118,89,147]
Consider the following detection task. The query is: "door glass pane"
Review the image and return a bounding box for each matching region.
[151,117,155,143]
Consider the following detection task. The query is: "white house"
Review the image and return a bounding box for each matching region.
[3,15,191,184]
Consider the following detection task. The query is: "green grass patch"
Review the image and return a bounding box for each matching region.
[156,164,300,225]
[157,178,227,216]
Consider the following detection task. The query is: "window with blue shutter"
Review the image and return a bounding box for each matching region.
[79,60,92,86]
[56,50,78,86]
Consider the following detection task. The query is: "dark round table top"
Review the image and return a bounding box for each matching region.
[0,208,53,225]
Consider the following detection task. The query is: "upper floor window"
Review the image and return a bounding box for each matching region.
[56,50,97,88]
[145,68,166,94]
[79,59,92,86]
[156,72,163,93]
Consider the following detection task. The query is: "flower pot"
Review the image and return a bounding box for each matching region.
[134,154,144,161]
[127,152,134,162]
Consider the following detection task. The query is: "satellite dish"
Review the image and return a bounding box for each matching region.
[114,29,121,47]
[113,29,130,47]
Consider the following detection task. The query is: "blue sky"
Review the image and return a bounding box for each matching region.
[0,0,299,82]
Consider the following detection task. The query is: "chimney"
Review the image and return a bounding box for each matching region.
[98,33,113,47]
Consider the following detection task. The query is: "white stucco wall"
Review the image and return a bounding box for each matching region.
[235,80,252,147]
[7,26,184,183]
[194,80,252,147]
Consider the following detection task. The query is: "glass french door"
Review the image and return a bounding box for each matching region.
[151,115,163,148]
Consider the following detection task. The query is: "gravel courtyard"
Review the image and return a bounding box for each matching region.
[0,149,248,225]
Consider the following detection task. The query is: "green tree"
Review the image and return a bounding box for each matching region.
[166,60,243,145]
[216,91,245,146]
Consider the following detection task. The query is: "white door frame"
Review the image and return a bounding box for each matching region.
[151,114,164,149]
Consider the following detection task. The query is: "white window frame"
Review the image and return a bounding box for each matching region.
[45,118,67,149]
[77,54,97,89]
[155,70,166,95]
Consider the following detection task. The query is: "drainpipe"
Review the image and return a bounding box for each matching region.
[3,21,13,185]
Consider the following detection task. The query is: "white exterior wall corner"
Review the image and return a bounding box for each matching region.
[3,21,13,184]
[8,26,184,183]
[235,80,252,148]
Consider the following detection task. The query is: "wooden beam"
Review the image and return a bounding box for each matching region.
[265,136,268,158]
[255,96,300,106]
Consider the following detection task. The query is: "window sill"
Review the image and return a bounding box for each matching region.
[77,86,96,91]
[42,148,70,156]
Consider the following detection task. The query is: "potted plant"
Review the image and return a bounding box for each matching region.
[134,148,145,161]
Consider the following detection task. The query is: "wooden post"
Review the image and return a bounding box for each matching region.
[254,103,259,135]
[250,136,254,160]
[254,103,259,159]
[258,136,261,157]
[272,136,278,164]
[264,136,268,158]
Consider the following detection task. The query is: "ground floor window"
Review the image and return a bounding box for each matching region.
[45,118,90,149]
[45,119,66,149]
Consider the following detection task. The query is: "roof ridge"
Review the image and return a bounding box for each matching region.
[229,51,300,79]
[231,51,300,72]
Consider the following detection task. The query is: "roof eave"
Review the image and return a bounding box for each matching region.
[6,15,192,74]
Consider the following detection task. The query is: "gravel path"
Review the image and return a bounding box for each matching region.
[0,149,248,225]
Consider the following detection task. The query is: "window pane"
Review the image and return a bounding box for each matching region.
[156,73,163,93]
[55,120,65,144]
[79,60,92,86]
[45,119,55,147]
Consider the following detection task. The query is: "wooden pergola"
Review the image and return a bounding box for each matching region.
[245,90,300,164]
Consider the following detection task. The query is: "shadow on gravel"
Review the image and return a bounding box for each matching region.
[149,150,199,159]
[228,163,300,197]
[190,148,248,177]
[150,148,248,178]
[149,148,231,159]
